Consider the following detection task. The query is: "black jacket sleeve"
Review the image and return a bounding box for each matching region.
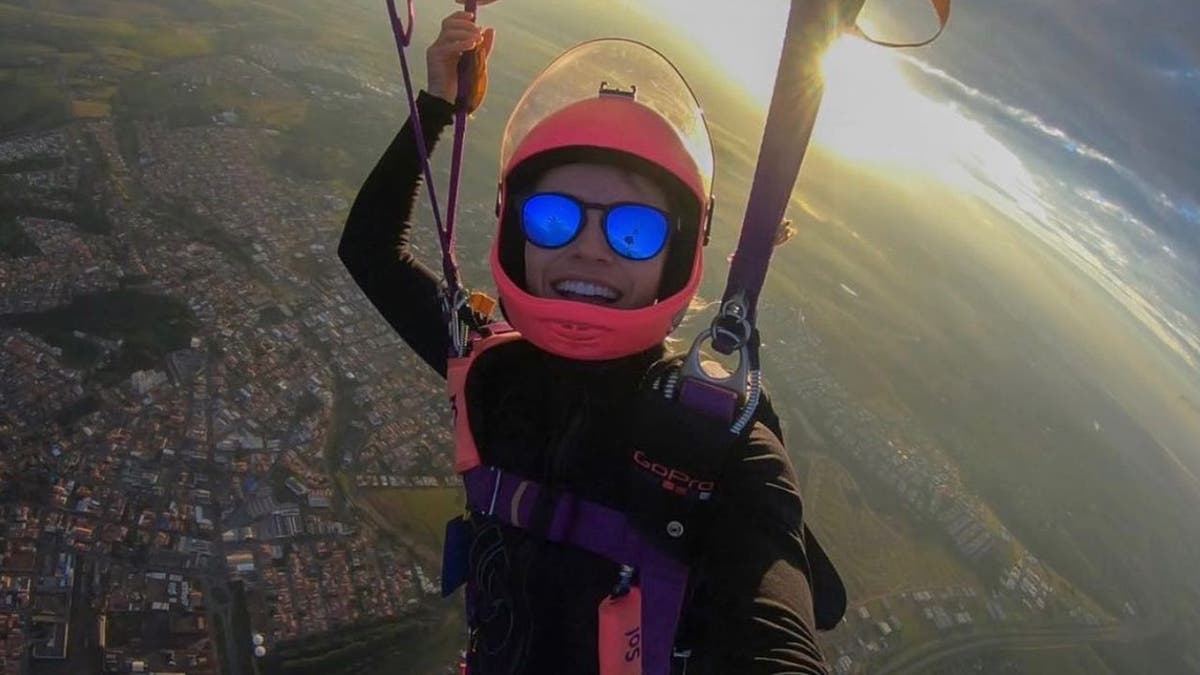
[338,91,458,378]
[690,423,828,674]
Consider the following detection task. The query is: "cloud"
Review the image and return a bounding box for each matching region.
[898,57,1122,171]
[866,52,1200,374]
[898,48,1200,265]
[912,0,1200,233]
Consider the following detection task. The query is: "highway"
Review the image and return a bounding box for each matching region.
[875,619,1161,674]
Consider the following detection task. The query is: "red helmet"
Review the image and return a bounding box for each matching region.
[491,39,715,360]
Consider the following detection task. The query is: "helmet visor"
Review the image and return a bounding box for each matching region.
[499,38,714,198]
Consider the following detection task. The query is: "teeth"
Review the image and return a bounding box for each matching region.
[554,280,619,300]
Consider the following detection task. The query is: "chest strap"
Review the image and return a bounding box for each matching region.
[463,465,689,675]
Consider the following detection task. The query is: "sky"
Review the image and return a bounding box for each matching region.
[616,0,1200,376]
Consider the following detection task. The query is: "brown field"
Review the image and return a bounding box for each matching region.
[360,487,465,562]
[803,452,980,605]
[71,100,111,118]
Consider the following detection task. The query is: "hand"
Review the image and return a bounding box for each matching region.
[426,10,496,112]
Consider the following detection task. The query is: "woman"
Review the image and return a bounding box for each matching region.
[339,10,831,674]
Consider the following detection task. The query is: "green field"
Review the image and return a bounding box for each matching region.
[361,487,466,560]
[0,2,213,132]
[803,452,980,603]
[0,155,63,174]
[0,2,211,58]
[1000,644,1115,675]
[0,217,41,258]
[923,643,1116,675]
[0,75,70,132]
[263,605,463,675]
[0,289,197,379]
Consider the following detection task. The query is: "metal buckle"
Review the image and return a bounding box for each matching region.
[679,292,762,433]
[680,328,750,398]
[487,467,503,516]
[709,295,753,354]
[443,286,470,357]
[612,564,636,597]
[673,648,693,675]
[681,293,751,392]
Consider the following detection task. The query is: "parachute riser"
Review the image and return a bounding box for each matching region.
[719,0,844,338]
[444,0,479,302]
[686,0,852,426]
[385,0,480,357]
[690,0,951,423]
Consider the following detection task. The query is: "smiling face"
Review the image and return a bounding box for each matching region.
[523,163,671,309]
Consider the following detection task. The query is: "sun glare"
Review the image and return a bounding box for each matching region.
[629,0,790,105]
[816,36,1043,215]
[633,1,1047,219]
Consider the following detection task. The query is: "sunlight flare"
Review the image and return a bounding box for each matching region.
[816,36,1042,218]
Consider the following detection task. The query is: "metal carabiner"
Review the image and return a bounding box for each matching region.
[612,564,636,597]
[679,292,762,433]
[681,292,752,388]
[443,286,471,357]
[709,294,754,354]
[487,467,503,516]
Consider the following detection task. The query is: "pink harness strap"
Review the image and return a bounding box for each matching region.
[446,323,519,473]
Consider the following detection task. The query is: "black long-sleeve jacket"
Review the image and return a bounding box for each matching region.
[338,91,828,674]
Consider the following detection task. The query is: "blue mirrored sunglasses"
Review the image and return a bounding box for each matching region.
[519,192,674,261]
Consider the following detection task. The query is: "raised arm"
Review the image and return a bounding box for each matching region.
[338,11,495,378]
[338,91,457,377]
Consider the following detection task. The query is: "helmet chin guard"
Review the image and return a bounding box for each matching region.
[490,242,703,361]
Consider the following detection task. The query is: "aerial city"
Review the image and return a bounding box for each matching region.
[2,1,1198,673]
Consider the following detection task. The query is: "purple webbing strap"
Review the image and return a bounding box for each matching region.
[442,0,477,292]
[464,466,689,675]
[679,377,738,423]
[716,0,836,351]
[385,0,469,296]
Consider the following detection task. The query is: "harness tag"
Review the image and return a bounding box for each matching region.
[441,516,470,597]
[599,586,643,675]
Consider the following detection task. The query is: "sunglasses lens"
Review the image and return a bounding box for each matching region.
[522,193,582,248]
[606,205,670,260]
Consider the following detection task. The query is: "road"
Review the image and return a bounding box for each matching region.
[874,620,1161,675]
[200,350,254,675]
